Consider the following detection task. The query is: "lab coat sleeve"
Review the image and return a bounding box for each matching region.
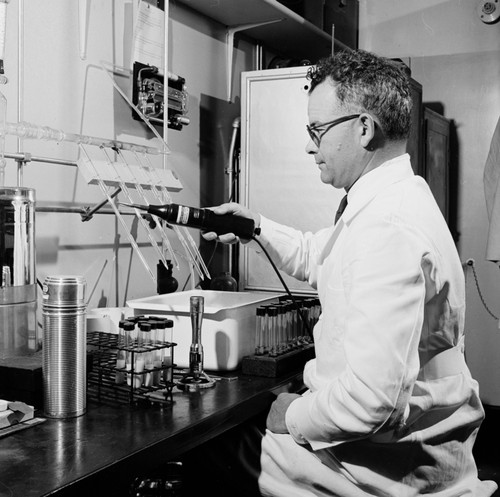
[484,116,500,262]
[256,216,331,288]
[285,218,427,449]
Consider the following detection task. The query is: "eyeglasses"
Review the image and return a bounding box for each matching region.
[306,114,360,147]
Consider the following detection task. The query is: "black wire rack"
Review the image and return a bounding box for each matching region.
[87,331,177,405]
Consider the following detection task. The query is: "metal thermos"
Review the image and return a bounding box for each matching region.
[0,187,38,359]
[42,275,87,418]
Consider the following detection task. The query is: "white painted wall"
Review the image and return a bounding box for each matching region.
[359,0,500,405]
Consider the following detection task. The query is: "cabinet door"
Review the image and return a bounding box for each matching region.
[407,78,424,176]
[240,67,344,293]
[424,107,450,222]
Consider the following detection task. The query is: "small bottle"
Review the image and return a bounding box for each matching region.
[157,260,178,294]
[210,272,237,291]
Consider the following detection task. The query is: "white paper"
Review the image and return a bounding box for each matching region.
[132,0,165,71]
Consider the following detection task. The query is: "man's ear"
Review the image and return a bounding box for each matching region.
[358,113,377,150]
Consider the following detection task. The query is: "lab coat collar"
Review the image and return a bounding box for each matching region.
[342,154,414,225]
[316,154,414,265]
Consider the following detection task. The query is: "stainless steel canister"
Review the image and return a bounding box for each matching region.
[42,275,87,418]
[0,187,38,359]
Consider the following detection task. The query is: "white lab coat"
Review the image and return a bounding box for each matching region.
[255,155,497,496]
[484,116,500,262]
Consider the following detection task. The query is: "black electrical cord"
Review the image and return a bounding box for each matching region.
[251,234,313,341]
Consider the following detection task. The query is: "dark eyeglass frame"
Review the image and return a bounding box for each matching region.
[306,114,361,147]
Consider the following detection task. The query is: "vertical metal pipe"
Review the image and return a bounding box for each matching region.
[17,0,24,186]
[17,0,23,134]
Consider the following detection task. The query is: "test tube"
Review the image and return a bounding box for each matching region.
[143,320,155,387]
[125,320,137,386]
[283,301,293,350]
[133,321,149,389]
[162,319,174,384]
[153,319,165,386]
[275,304,285,355]
[305,298,317,343]
[115,320,127,384]
[267,306,278,357]
[255,307,265,356]
[298,300,308,344]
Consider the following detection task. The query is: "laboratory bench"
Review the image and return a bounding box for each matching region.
[0,368,305,497]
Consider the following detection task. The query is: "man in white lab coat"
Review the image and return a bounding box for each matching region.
[201,50,497,496]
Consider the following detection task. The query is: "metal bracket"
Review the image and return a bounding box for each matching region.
[226,18,283,102]
[81,187,122,222]
[14,152,32,186]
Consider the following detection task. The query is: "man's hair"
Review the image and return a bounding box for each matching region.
[307,50,413,141]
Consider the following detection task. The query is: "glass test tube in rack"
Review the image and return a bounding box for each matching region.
[253,298,320,358]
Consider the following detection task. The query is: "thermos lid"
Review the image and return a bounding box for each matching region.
[0,187,36,203]
[42,275,86,307]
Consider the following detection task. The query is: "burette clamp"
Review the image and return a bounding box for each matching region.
[14,152,32,165]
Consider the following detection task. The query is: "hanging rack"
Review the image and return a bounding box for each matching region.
[0,120,207,284]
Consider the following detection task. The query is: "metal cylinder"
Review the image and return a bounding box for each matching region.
[0,187,38,359]
[42,275,87,419]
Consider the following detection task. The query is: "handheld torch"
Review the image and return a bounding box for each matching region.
[119,202,258,239]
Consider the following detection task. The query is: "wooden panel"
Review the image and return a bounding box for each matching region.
[424,107,450,222]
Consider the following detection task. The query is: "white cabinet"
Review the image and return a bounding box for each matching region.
[239,66,344,293]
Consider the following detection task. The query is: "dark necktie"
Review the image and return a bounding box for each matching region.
[334,195,348,224]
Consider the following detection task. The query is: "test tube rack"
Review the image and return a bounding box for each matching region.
[241,345,315,378]
[87,331,177,405]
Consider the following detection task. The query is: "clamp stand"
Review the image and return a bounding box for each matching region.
[177,296,216,391]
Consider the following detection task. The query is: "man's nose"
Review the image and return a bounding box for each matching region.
[305,138,318,155]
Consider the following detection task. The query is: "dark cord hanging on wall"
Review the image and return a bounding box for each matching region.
[465,259,499,322]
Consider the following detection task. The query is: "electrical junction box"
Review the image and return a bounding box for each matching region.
[131,61,190,131]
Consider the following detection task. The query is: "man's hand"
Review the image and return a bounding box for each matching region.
[202,202,261,244]
[266,392,301,434]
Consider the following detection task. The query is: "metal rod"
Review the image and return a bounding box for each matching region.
[5,152,77,167]
[80,187,122,222]
[16,157,23,186]
[35,205,135,216]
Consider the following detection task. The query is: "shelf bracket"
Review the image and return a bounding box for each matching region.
[226,18,283,102]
